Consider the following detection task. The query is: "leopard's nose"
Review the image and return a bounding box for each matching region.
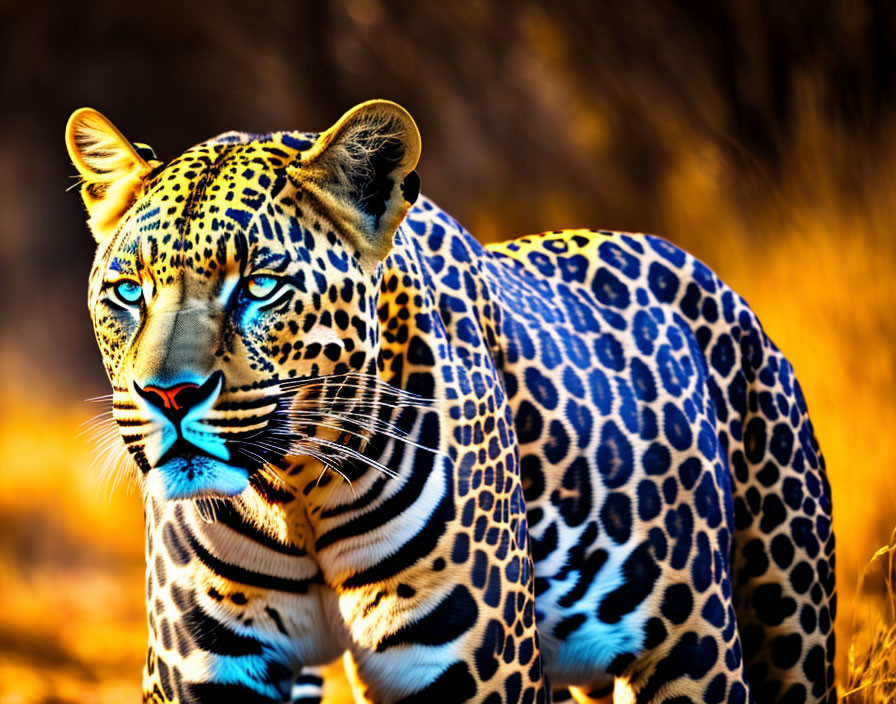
[134,371,224,419]
[139,382,199,411]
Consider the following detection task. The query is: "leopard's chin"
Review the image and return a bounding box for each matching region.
[147,453,249,501]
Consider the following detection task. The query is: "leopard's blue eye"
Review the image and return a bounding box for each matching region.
[113,279,143,305]
[245,275,282,301]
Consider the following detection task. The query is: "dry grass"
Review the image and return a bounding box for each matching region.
[844,531,896,703]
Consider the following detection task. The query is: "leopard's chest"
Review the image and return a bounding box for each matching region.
[151,499,350,668]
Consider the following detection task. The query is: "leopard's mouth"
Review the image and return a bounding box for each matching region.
[145,426,296,500]
[148,451,250,500]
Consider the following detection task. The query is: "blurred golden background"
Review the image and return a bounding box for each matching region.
[1,1,895,701]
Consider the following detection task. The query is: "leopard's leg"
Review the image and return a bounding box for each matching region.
[142,499,345,704]
[621,560,752,703]
[600,422,752,701]
[725,336,836,702]
[299,191,562,701]
[306,386,549,701]
[337,529,549,704]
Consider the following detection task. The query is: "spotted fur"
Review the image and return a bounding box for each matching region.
[66,101,835,703]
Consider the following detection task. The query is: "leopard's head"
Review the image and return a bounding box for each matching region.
[66,102,421,501]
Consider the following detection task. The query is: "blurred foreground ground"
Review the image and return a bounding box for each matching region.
[2,1,895,702]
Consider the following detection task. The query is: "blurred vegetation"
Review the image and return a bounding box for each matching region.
[1,1,895,701]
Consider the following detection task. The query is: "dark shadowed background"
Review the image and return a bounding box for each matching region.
[1,1,895,701]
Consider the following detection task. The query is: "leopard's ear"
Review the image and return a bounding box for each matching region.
[290,100,421,260]
[65,108,161,242]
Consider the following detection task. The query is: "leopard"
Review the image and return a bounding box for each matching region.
[65,100,836,703]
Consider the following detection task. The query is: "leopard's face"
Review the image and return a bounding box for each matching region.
[70,102,421,500]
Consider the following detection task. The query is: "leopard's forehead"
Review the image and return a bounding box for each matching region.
[113,131,321,284]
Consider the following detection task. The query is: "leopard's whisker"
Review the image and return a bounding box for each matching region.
[295,436,399,479]
[280,413,436,453]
